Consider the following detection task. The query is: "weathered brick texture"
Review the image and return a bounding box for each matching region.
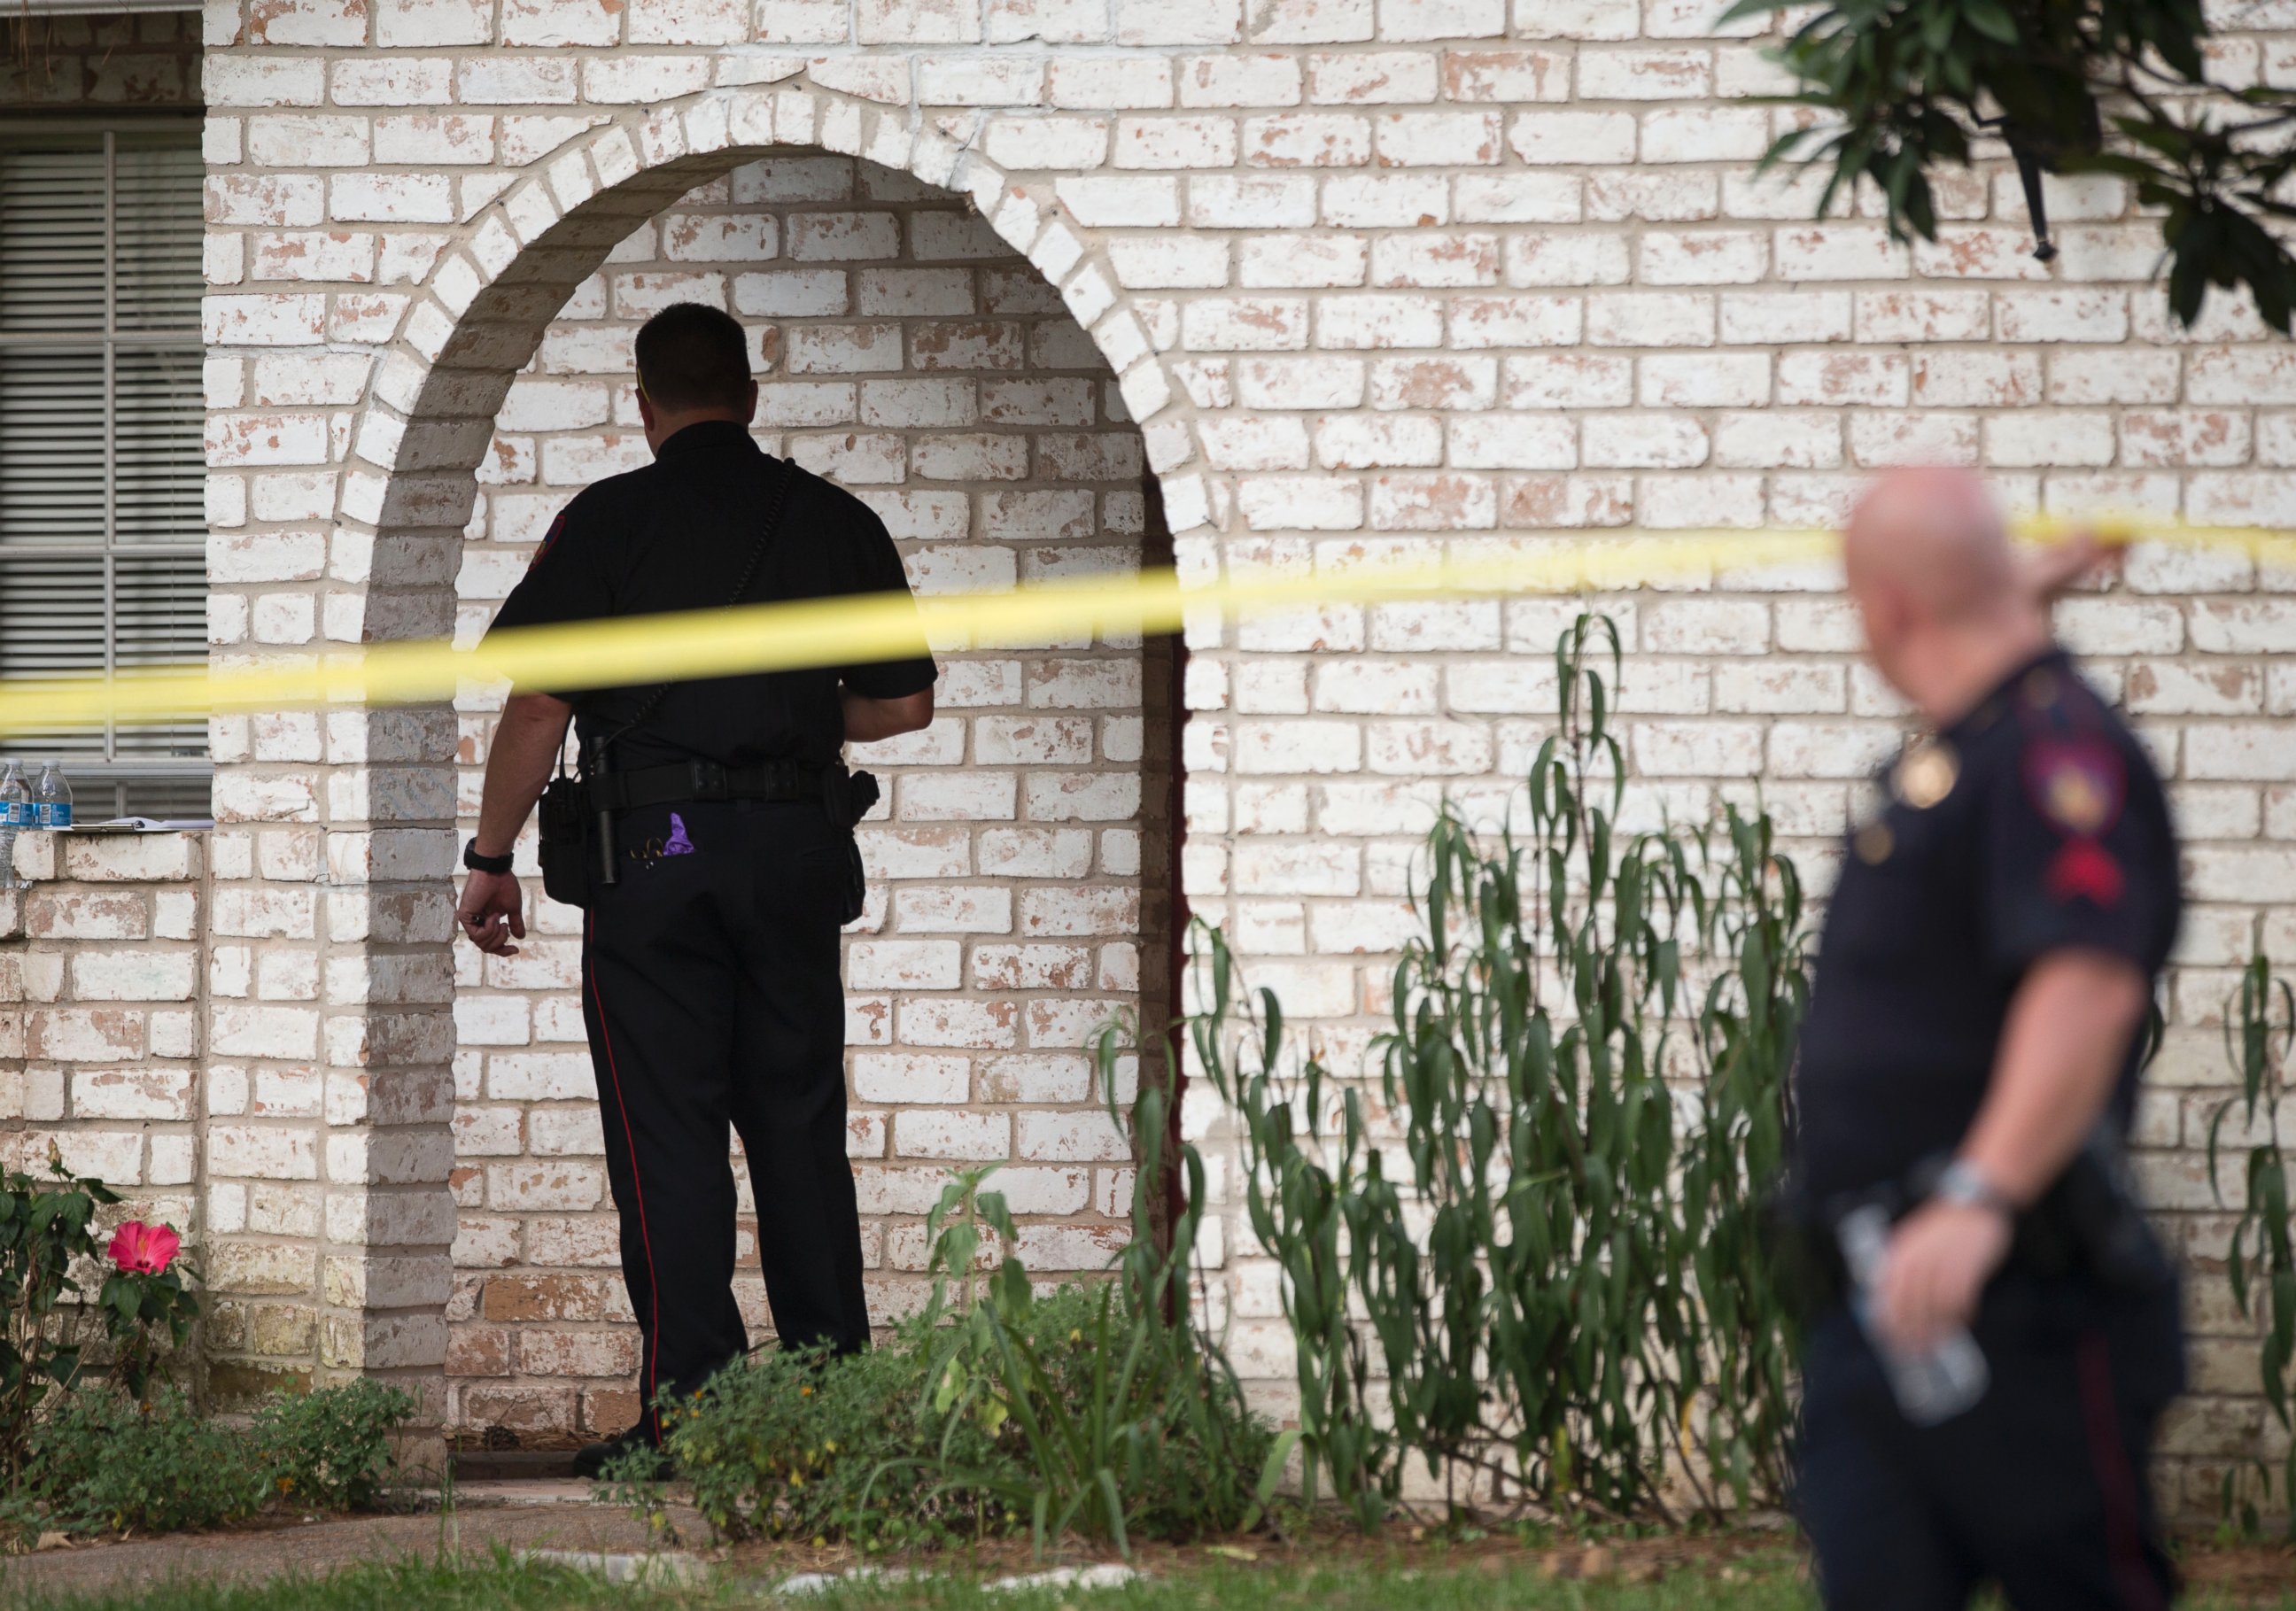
[0,0,2240,1503]
[0,833,214,1379]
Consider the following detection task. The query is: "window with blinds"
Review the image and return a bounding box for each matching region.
[0,121,207,821]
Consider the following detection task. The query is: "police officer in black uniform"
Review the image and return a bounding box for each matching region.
[454,303,937,1477]
[1790,468,2184,1609]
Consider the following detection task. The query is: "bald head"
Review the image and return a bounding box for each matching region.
[1844,469,2052,724]
[1844,468,2017,628]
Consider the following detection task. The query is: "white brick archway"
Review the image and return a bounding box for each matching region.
[210,78,1201,1438]
[337,81,1206,550]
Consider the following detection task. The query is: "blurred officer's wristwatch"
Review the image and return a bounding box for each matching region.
[463,840,514,877]
[1935,1158,2015,1218]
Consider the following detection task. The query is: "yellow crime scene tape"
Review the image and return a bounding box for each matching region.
[2,514,2292,740]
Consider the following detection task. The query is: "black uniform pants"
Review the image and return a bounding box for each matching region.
[1797,1274,2184,1611]
[578,798,868,1441]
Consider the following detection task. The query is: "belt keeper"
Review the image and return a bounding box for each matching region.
[690,760,728,801]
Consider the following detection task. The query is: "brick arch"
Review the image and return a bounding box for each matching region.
[335,78,1211,601]
[297,76,1195,1443]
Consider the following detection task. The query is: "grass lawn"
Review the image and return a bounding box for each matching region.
[3,1542,2291,1611]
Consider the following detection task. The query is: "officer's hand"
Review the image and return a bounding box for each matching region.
[456,870,526,956]
[1874,1200,2013,1354]
[2020,528,2121,604]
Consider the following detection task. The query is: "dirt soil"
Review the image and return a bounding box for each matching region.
[0,1489,2287,1604]
[708,1514,1803,1588]
[2187,1541,2296,1604]
[0,1513,1809,1604]
[710,1514,2296,1601]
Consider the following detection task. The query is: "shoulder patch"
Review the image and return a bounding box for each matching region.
[528,508,569,570]
[2045,839,2126,906]
[2023,736,2124,838]
[2022,735,2129,907]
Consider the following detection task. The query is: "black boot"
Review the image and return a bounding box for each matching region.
[573,1422,670,1480]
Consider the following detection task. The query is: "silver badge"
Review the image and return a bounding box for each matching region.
[1893,738,1959,811]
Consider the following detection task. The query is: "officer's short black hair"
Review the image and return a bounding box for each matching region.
[633,303,753,413]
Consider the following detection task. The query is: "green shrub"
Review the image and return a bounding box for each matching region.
[27,1387,268,1536]
[1196,613,1810,1523]
[2211,947,2296,1538]
[9,1378,412,1541]
[252,1378,415,1511]
[907,1151,1279,1553]
[0,1158,202,1481]
[648,1277,1272,1554]
[647,1317,1022,1549]
[635,1044,1278,1555]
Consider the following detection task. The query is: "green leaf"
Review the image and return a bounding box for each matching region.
[1921,1,1953,53]
[1961,0,2018,44]
[2168,249,2210,328]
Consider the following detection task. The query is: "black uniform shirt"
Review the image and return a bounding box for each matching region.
[485,420,937,771]
[1793,647,2182,1203]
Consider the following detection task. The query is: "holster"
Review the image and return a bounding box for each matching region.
[1971,1137,2174,1295]
[534,759,881,921]
[1768,1134,2174,1321]
[537,773,594,910]
[1765,1181,1834,1321]
[826,766,881,926]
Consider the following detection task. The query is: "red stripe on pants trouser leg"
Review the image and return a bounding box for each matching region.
[2077,1330,2163,1611]
[586,915,664,1442]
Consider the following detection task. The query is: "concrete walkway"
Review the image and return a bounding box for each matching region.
[0,1482,703,1602]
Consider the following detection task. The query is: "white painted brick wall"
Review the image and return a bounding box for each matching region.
[122,0,2296,1499]
[0,833,209,1366]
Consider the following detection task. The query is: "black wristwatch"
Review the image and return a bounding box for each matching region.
[462,839,514,877]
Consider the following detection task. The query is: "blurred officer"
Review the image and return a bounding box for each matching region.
[1791,469,2184,1609]
[453,303,937,1477]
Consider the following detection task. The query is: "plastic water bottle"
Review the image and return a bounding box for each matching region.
[31,762,70,831]
[0,762,24,887]
[1837,1204,1990,1425]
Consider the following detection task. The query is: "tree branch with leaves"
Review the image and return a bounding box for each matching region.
[1728,0,2296,329]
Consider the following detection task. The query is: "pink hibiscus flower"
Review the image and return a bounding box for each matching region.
[107,1221,181,1275]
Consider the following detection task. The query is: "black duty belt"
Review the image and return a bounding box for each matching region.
[1767,1139,2173,1318]
[582,758,826,813]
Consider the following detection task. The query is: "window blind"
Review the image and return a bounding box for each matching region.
[0,123,206,818]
